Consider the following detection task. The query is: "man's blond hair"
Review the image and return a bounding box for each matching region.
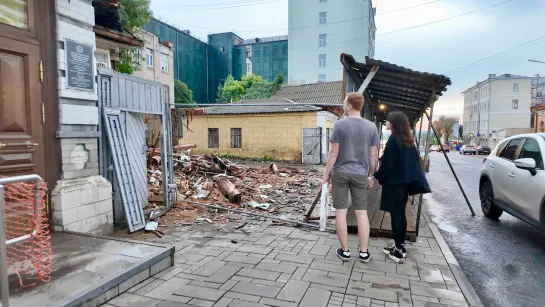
[346,92,364,111]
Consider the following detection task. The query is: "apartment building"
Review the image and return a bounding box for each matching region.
[288,0,376,84]
[462,74,533,146]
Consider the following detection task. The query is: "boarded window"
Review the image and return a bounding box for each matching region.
[208,128,219,148]
[231,128,242,148]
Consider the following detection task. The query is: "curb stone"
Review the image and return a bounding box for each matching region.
[423,211,484,307]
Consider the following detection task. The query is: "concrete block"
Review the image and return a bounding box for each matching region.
[173,284,226,301]
[51,176,112,211]
[63,211,113,233]
[230,281,281,299]
[299,288,330,307]
[62,168,100,179]
[81,286,118,307]
[150,256,173,276]
[60,104,99,125]
[118,269,151,293]
[276,280,310,303]
[88,223,114,236]
[62,162,99,172]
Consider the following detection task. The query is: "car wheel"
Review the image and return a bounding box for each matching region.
[480,180,503,219]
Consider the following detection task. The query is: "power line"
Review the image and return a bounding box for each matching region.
[153,0,443,33]
[381,0,515,35]
[443,35,545,75]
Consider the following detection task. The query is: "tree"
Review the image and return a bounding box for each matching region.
[240,74,266,90]
[115,49,141,75]
[459,125,463,138]
[218,75,246,102]
[119,0,152,31]
[244,82,274,99]
[272,74,284,95]
[174,80,196,107]
[433,115,458,143]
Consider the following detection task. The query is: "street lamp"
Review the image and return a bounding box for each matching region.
[528,59,545,64]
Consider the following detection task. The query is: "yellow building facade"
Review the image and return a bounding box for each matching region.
[180,106,337,161]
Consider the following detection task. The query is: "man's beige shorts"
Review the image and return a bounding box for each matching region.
[331,171,368,210]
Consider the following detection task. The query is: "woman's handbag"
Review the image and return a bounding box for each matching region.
[408,150,431,196]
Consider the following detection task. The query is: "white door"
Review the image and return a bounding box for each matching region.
[509,137,545,220]
[493,138,524,206]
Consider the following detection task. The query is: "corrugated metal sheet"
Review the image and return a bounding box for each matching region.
[126,113,147,208]
[103,111,146,232]
[99,68,164,115]
[204,103,320,115]
[98,69,175,231]
[273,81,343,105]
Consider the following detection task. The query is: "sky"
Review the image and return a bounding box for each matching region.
[150,0,545,121]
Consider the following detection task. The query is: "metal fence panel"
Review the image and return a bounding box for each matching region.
[103,111,146,232]
[302,127,322,164]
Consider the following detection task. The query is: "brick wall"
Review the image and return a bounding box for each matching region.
[180,112,318,160]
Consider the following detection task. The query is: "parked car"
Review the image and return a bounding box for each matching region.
[460,145,477,155]
[439,144,450,152]
[477,146,491,155]
[479,133,545,230]
[430,145,440,152]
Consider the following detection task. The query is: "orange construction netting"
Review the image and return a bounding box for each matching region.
[2,178,52,289]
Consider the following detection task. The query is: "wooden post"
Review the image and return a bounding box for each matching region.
[416,98,435,237]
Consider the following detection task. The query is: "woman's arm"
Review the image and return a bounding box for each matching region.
[374,137,398,180]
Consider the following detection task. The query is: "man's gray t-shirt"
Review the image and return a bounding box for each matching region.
[329,117,380,176]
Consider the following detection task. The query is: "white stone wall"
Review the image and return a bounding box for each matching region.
[51,176,113,235]
[52,0,113,234]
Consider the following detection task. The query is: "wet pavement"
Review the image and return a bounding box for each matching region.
[424,151,545,307]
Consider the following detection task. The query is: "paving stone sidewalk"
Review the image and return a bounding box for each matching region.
[101,217,479,307]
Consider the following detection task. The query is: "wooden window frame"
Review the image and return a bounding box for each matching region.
[231,128,242,148]
[208,128,219,148]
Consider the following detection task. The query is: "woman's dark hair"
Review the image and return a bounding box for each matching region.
[387,111,414,147]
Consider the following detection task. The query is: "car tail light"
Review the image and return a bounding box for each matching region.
[483,157,487,164]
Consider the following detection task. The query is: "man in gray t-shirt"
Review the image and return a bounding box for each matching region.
[322,92,379,263]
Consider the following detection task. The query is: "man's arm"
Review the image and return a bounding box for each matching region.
[323,142,339,183]
[369,145,378,176]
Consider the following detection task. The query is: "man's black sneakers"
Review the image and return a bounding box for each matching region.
[383,244,406,257]
[359,250,371,263]
[336,248,351,261]
[388,248,405,263]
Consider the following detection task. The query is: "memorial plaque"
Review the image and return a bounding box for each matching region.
[65,39,94,91]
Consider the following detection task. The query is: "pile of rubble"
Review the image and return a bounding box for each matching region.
[146,145,323,231]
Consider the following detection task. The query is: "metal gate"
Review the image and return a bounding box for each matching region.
[97,69,176,231]
[302,127,322,164]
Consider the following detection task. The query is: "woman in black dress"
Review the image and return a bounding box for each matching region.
[374,111,424,263]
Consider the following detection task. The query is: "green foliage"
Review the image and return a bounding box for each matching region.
[115,49,141,75]
[174,80,196,107]
[244,82,274,100]
[119,0,152,31]
[218,75,247,102]
[433,115,458,143]
[217,74,286,102]
[459,125,463,138]
[240,74,265,90]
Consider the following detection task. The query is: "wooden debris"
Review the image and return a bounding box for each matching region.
[216,179,242,203]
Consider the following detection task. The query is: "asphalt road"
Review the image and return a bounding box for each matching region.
[423,151,545,307]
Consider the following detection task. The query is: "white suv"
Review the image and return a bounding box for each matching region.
[460,145,477,155]
[479,133,545,230]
